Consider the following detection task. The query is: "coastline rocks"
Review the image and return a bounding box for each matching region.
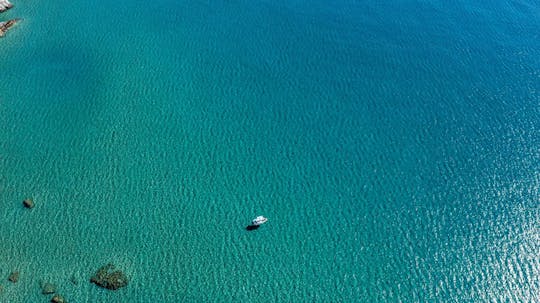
[90,264,128,290]
[51,294,66,303]
[22,197,34,209]
[0,0,13,13]
[8,271,19,283]
[0,19,19,37]
[0,0,18,38]
[41,281,57,294]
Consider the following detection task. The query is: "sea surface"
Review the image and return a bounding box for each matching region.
[0,0,539,302]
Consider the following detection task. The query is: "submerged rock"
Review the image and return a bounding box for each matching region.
[51,294,66,303]
[0,0,13,13]
[0,19,19,37]
[41,281,57,294]
[8,271,19,283]
[90,264,128,290]
[22,197,34,209]
[69,275,78,285]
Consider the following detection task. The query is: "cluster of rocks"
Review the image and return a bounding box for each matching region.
[15,196,130,301]
[40,282,66,303]
[0,0,18,37]
[2,263,128,302]
[4,271,66,302]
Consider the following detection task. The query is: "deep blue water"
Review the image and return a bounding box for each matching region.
[0,0,538,301]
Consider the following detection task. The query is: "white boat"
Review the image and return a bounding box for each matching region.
[251,216,268,226]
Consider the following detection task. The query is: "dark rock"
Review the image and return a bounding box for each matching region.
[0,0,13,13]
[90,264,128,290]
[41,281,57,294]
[8,271,19,283]
[22,198,34,209]
[51,294,66,303]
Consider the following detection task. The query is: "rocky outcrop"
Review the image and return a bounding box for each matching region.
[51,295,66,303]
[22,197,34,208]
[0,19,19,37]
[7,271,19,283]
[0,0,13,13]
[0,0,19,37]
[90,264,129,290]
[41,281,57,294]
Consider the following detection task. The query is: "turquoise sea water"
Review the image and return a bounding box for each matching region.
[0,0,539,301]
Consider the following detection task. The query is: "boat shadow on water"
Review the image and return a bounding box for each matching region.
[245,225,260,231]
